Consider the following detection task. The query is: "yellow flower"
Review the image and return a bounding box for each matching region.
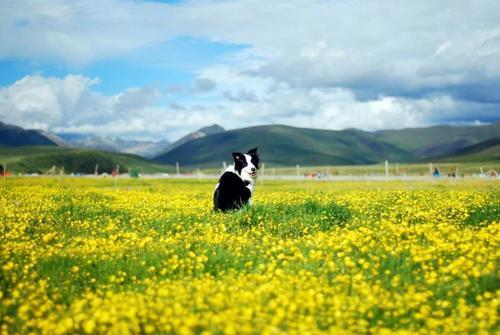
[82,319,95,334]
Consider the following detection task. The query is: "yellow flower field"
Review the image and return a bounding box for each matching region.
[0,178,498,334]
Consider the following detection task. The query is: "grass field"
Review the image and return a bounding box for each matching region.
[1,177,499,334]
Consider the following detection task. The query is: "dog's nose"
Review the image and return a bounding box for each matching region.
[251,167,256,172]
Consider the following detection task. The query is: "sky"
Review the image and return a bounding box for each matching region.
[0,0,499,141]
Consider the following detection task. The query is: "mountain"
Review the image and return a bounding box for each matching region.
[56,133,170,158]
[0,121,57,147]
[3,120,498,169]
[0,146,173,174]
[155,123,500,168]
[120,140,171,158]
[372,123,500,158]
[432,137,500,162]
[155,124,415,168]
[35,130,68,146]
[160,124,225,154]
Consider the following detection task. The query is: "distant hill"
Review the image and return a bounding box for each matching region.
[372,123,500,157]
[160,124,225,155]
[120,140,171,158]
[155,125,414,167]
[0,121,171,158]
[432,137,500,162]
[155,123,500,168]
[56,133,170,158]
[0,121,57,146]
[0,146,173,174]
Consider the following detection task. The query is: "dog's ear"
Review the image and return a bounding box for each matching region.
[247,147,258,155]
[232,152,243,161]
[247,147,259,169]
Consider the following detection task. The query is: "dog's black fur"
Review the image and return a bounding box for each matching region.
[214,148,259,212]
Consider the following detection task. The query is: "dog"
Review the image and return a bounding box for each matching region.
[213,147,259,212]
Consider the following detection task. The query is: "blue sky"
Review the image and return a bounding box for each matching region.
[1,0,499,141]
[0,36,245,94]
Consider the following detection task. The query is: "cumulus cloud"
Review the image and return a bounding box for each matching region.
[1,72,497,141]
[0,74,211,140]
[0,74,100,130]
[216,86,461,130]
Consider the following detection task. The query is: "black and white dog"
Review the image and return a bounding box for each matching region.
[213,148,259,212]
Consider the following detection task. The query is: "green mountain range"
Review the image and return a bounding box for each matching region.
[155,123,500,167]
[372,123,500,157]
[432,137,500,162]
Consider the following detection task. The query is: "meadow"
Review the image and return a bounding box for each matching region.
[0,177,498,334]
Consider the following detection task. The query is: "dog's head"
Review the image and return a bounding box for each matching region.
[232,147,259,182]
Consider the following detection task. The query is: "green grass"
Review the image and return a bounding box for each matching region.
[231,201,352,237]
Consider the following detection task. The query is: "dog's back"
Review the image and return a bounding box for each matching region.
[214,172,252,212]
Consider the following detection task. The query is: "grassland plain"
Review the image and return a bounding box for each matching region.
[0,177,499,334]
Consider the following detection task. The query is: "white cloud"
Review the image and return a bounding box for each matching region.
[0,74,497,140]
[216,86,461,131]
[1,73,496,141]
[0,74,100,130]
[0,74,225,140]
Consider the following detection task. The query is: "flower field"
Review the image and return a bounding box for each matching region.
[1,178,498,334]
